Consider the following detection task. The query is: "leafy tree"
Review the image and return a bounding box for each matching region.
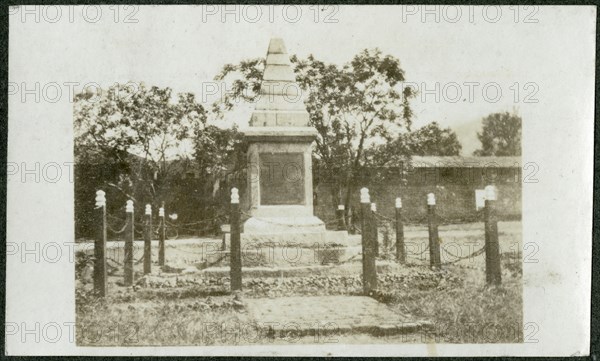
[74,83,207,205]
[213,49,415,211]
[192,124,246,204]
[474,112,522,156]
[193,125,245,182]
[152,124,246,230]
[212,58,265,116]
[365,121,461,189]
[402,121,462,156]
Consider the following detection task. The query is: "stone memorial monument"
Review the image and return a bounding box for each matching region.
[242,38,347,245]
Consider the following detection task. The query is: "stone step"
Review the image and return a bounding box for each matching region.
[244,295,433,338]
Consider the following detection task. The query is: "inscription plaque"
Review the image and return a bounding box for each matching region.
[259,152,305,205]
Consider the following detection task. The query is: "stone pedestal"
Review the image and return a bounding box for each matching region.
[243,128,348,245]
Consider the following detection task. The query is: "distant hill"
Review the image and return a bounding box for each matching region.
[452,118,482,156]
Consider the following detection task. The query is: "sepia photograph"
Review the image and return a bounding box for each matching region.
[6,4,594,356]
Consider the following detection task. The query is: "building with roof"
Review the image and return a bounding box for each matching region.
[313,155,522,225]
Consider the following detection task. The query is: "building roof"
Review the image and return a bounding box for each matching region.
[411,156,521,168]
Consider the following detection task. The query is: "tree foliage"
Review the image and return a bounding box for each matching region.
[369,121,462,170]
[192,124,246,196]
[74,83,207,204]
[193,125,244,177]
[213,58,265,116]
[474,112,522,156]
[403,121,462,156]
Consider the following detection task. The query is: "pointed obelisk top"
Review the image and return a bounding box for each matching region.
[249,37,310,127]
[267,38,287,55]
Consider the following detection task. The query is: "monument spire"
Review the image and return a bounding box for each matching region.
[250,37,309,127]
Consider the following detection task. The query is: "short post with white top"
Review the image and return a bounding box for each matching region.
[94,190,108,296]
[158,204,166,266]
[337,204,346,231]
[360,188,377,295]
[484,185,501,285]
[230,188,242,291]
[395,197,405,263]
[143,204,152,275]
[124,200,134,286]
[427,193,441,269]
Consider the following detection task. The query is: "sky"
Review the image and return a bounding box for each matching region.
[9,5,594,154]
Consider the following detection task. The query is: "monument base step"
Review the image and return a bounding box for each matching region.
[243,230,348,246]
[243,216,326,234]
[225,230,348,247]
